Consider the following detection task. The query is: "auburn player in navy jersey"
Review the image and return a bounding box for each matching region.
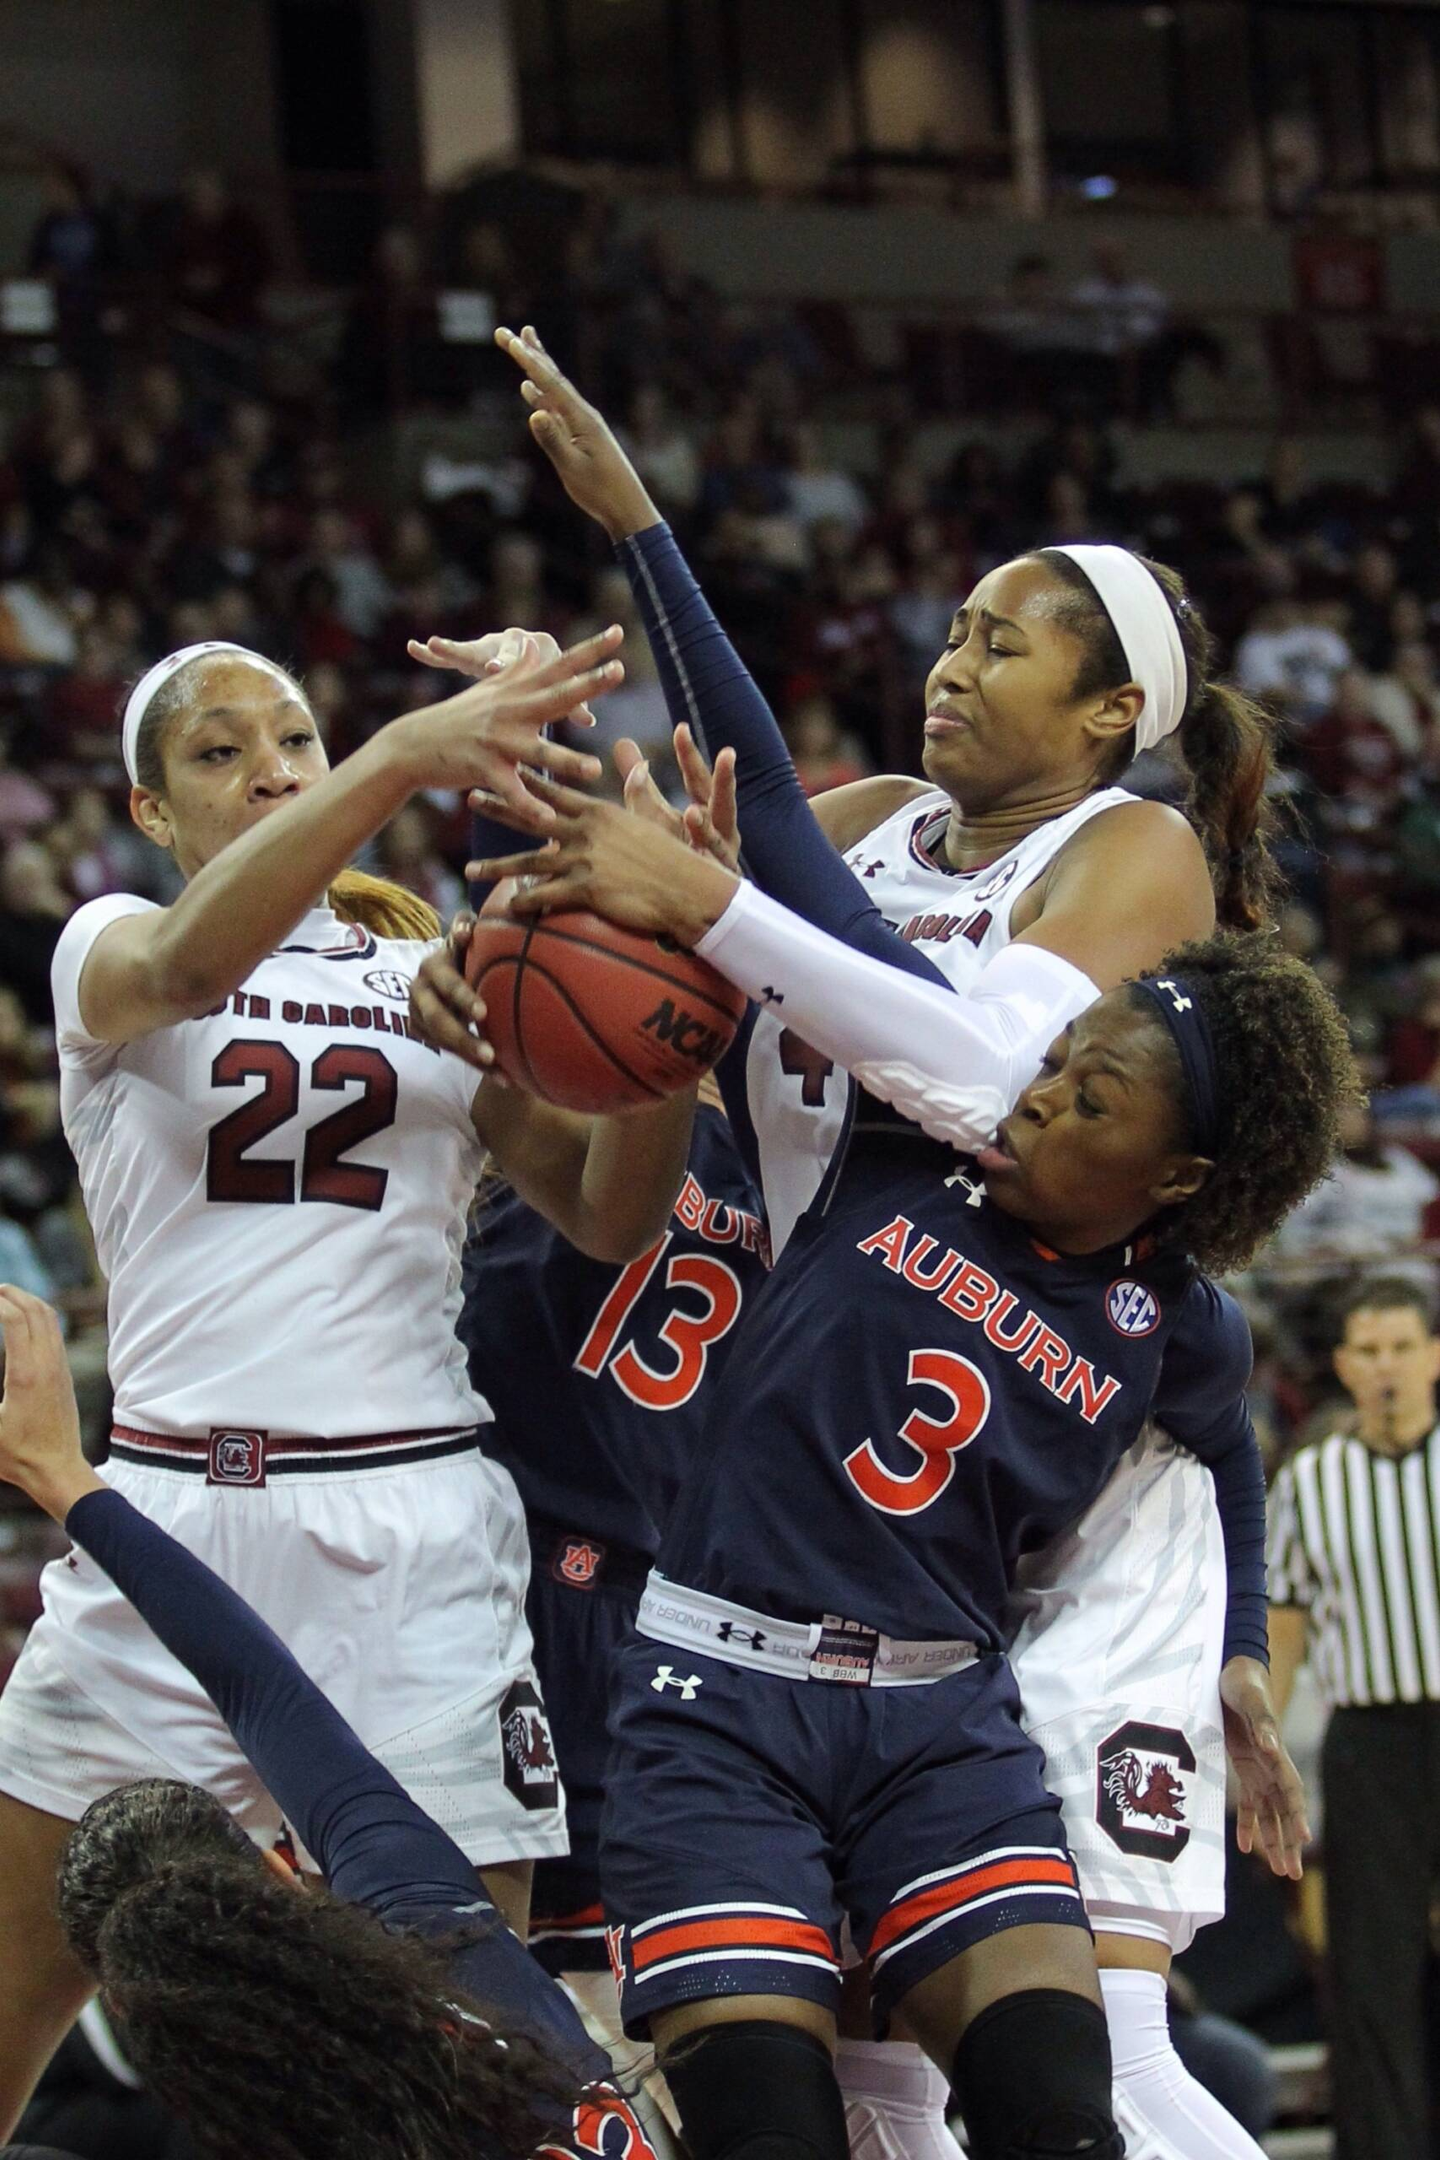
[451,330,1300,2160]
[460,1090,766,1990]
[0,1287,662,2160]
[462,773,1358,2160]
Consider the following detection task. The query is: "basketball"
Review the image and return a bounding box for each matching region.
[465,897,747,1113]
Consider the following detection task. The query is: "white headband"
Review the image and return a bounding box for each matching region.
[1048,544,1188,756]
[121,642,300,785]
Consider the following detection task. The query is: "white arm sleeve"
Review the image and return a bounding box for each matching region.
[695,880,1099,1151]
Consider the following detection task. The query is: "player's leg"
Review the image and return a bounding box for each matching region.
[0,1794,92,2138]
[653,1997,848,2160]
[842,1657,1119,2160]
[1095,1940,1267,2160]
[478,1858,532,1939]
[835,1975,962,2160]
[602,1641,850,2160]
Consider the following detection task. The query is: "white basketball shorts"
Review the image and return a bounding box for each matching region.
[1010,1428,1227,1953]
[0,1444,567,1867]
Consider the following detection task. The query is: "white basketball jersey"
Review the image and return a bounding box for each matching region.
[53,894,488,1438]
[745,785,1135,1254]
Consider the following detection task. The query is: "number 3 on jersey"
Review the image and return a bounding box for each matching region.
[844,1350,990,1514]
[575,1234,743,1411]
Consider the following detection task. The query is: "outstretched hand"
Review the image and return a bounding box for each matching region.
[407,626,601,733]
[0,1286,103,1523]
[495,325,662,542]
[468,770,739,945]
[611,724,741,874]
[1221,1655,1311,1880]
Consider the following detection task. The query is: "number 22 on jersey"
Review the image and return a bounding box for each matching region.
[844,1350,991,1514]
[574,1233,744,1412]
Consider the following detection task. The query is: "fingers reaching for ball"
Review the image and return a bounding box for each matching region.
[409,914,494,1073]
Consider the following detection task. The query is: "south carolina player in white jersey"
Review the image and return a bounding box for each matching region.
[479,323,1298,2160]
[0,631,699,2137]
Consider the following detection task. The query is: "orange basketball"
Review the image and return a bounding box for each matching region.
[464,902,747,1113]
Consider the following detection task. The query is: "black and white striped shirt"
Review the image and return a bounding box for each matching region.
[1268,1424,1440,1708]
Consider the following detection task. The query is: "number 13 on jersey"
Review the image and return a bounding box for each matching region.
[574,1234,745,1412]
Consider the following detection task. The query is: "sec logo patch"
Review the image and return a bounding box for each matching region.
[364,968,412,1002]
[1107,1280,1159,1337]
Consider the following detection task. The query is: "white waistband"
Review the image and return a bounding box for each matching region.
[637,1575,979,1687]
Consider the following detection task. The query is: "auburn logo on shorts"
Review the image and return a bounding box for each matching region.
[1097,1720,1195,1860]
[499,1679,559,1812]
[554,1538,604,1589]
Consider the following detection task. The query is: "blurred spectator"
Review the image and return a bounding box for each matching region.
[338,225,446,418]
[376,804,464,921]
[163,168,272,333]
[44,625,127,769]
[1366,638,1440,758]
[784,690,871,797]
[0,542,86,665]
[783,425,868,536]
[1234,598,1351,726]
[1269,1101,1438,1290]
[620,384,701,521]
[0,839,71,1024]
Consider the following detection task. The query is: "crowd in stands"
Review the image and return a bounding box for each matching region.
[4,162,1440,1641]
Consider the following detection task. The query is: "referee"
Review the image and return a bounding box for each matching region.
[1268,1273,1440,2160]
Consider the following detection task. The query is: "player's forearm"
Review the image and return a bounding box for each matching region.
[576,1089,697,1260]
[146,733,415,1013]
[1267,1604,1309,1722]
[694,880,1096,1151]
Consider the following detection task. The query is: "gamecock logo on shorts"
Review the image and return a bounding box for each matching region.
[499,1679,559,1812]
[1097,1720,1195,1861]
[207,1428,266,1487]
[554,1538,604,1588]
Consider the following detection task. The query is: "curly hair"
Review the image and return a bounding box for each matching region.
[57,1781,578,2160]
[127,656,441,943]
[1134,932,1362,1275]
[1031,549,1282,932]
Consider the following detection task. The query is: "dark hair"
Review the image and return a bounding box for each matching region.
[1032,549,1281,932]
[1129,932,1361,1275]
[124,655,441,941]
[1336,1274,1436,1339]
[57,1781,577,2160]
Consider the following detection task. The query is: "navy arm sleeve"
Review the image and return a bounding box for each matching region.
[60,1489,610,2082]
[616,522,951,989]
[1150,1281,1270,1667]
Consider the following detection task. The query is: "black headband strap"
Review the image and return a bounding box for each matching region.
[1133,974,1221,1157]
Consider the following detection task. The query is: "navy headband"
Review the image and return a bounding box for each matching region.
[1133,974,1221,1157]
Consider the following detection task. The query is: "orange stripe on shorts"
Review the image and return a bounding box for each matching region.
[870,1856,1078,1958]
[633,1914,834,1971]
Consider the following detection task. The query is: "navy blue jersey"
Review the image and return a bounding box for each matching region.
[461,1106,768,1556]
[658,1122,1258,1651]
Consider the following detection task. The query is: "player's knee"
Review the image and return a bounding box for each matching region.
[661,2019,849,2160]
[950,1990,1122,2160]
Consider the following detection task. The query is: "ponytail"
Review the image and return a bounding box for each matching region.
[328,868,441,942]
[1174,678,1280,932]
[1034,549,1283,931]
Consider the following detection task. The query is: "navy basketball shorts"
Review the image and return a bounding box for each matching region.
[524,1522,649,1974]
[600,1639,1087,2036]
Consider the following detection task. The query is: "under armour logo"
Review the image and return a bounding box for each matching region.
[860,859,886,880]
[1156,980,1192,1013]
[945,1166,986,1209]
[716,1621,766,1650]
[651,1665,703,1699]
[760,986,784,1006]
